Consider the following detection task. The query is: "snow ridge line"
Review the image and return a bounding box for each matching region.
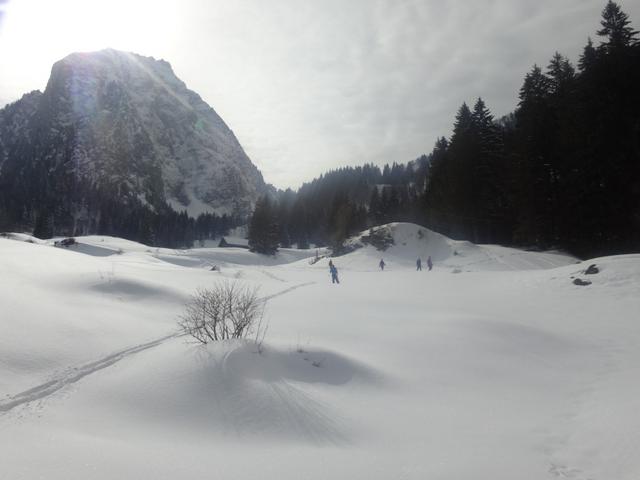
[0,281,316,415]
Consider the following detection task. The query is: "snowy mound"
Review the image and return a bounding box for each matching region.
[71,235,318,267]
[333,222,578,272]
[2,231,639,479]
[0,232,46,244]
[550,254,640,289]
[59,340,381,442]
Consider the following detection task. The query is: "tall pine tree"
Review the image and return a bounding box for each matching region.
[248,196,279,255]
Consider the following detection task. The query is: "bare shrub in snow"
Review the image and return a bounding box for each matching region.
[179,281,265,344]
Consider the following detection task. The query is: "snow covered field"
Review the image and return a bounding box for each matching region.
[1,224,639,479]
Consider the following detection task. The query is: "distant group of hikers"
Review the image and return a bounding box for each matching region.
[415,256,432,271]
[380,256,431,271]
[329,256,432,284]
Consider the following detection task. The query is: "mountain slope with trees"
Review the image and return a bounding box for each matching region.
[0,49,267,247]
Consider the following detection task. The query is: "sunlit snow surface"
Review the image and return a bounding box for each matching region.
[1,224,639,480]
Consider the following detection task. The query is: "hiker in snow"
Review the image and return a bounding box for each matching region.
[330,262,340,284]
[379,259,385,271]
[416,257,422,271]
[427,255,433,271]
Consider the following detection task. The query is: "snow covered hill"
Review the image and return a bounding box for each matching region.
[1,224,639,479]
[338,222,577,271]
[0,49,268,218]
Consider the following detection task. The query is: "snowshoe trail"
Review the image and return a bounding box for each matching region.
[0,333,178,414]
[0,282,316,415]
[261,282,316,301]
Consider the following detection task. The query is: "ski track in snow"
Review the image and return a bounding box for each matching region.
[260,269,287,282]
[0,282,316,416]
[261,282,315,301]
[548,463,592,480]
[0,333,179,415]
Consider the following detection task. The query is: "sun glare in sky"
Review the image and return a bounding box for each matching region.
[0,0,180,95]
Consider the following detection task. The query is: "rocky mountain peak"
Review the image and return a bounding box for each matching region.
[0,48,267,220]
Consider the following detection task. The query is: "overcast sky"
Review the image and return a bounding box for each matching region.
[1,0,638,189]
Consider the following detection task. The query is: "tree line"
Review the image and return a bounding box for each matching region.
[249,1,639,258]
[248,160,429,254]
[0,180,238,249]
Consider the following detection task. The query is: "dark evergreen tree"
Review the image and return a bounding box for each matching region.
[327,193,357,254]
[248,196,279,255]
[368,187,382,225]
[33,209,54,239]
[423,136,450,234]
[471,97,510,243]
[547,52,576,95]
[597,0,639,52]
[512,64,555,245]
[578,37,598,72]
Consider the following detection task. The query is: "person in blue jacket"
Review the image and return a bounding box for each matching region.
[329,261,339,284]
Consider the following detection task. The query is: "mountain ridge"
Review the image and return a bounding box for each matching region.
[0,49,269,235]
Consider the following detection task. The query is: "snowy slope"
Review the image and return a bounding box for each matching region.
[338,222,576,271]
[1,225,639,480]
